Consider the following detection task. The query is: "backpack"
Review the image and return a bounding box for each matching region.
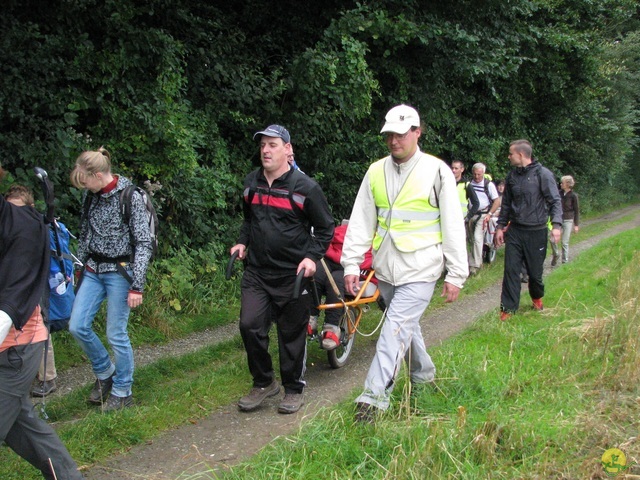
[48,220,77,332]
[120,185,159,260]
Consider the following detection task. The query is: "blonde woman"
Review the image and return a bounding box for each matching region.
[69,148,152,411]
[550,175,580,265]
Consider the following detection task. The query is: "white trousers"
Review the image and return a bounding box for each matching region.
[355,280,436,410]
[468,213,488,269]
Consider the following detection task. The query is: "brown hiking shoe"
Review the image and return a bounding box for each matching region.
[278,392,304,414]
[238,381,280,412]
[499,311,512,322]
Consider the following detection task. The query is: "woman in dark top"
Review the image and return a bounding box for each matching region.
[550,175,580,265]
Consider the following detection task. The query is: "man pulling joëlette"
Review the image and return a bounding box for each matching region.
[341,104,468,420]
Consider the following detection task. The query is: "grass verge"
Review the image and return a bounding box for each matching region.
[0,206,638,478]
[204,228,640,479]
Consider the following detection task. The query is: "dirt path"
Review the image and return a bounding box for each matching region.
[72,205,640,479]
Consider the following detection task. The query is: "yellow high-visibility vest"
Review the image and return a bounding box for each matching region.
[456,182,468,215]
[369,156,442,252]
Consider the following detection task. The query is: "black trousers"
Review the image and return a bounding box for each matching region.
[500,226,547,313]
[239,267,311,394]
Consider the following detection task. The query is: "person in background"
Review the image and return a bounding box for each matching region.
[467,163,500,275]
[341,104,468,422]
[69,147,152,411]
[494,140,562,321]
[309,222,374,350]
[0,164,84,479]
[550,175,579,266]
[231,124,334,415]
[451,160,479,223]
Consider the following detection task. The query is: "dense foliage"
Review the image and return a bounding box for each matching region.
[1,0,638,251]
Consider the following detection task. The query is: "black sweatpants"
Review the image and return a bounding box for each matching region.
[500,225,548,313]
[239,267,311,394]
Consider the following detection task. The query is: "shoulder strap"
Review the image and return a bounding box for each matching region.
[120,185,136,224]
[287,169,305,216]
[246,168,261,207]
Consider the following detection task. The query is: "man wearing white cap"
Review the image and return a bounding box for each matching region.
[341,105,468,421]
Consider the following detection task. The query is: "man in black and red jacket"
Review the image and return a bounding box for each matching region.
[230,124,334,415]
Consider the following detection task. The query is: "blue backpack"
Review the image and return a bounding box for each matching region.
[48,220,77,332]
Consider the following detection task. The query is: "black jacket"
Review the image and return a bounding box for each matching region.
[238,168,334,275]
[0,196,49,329]
[497,161,562,230]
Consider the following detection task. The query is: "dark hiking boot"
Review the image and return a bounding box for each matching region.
[31,379,57,397]
[354,402,380,424]
[88,374,114,404]
[238,381,280,412]
[102,393,134,412]
[551,255,559,267]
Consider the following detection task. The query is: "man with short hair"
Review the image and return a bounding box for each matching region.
[494,140,562,321]
[451,160,479,222]
[467,163,500,275]
[231,124,334,414]
[341,105,468,421]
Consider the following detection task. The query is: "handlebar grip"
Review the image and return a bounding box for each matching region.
[225,250,240,280]
[292,268,305,300]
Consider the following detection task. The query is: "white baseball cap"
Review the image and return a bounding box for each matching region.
[380,104,421,134]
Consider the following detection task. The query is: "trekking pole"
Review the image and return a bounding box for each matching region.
[292,268,305,301]
[34,167,55,224]
[225,250,240,280]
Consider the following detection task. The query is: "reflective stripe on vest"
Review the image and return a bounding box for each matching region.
[369,156,443,252]
[456,182,468,215]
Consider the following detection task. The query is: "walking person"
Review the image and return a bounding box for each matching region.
[450,160,479,222]
[550,175,580,266]
[3,185,59,397]
[494,140,562,321]
[0,164,84,479]
[69,147,153,411]
[231,124,334,414]
[341,104,468,421]
[467,163,500,275]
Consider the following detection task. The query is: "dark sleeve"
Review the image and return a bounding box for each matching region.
[496,174,512,229]
[465,183,480,219]
[541,169,562,227]
[304,183,335,261]
[573,193,580,226]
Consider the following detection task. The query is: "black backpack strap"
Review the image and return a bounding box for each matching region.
[246,168,261,207]
[286,169,305,218]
